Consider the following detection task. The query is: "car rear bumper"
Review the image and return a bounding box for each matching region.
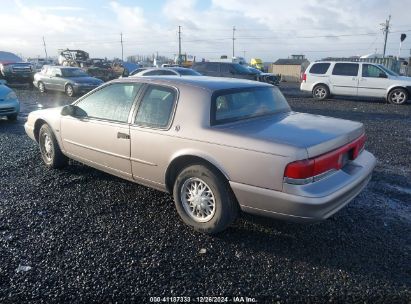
[230,150,376,222]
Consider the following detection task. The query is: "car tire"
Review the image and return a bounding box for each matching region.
[65,84,74,97]
[173,164,239,234]
[38,124,68,169]
[38,81,46,93]
[7,114,18,121]
[387,88,408,105]
[312,84,330,100]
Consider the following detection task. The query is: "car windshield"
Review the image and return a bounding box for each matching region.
[213,87,290,124]
[233,64,253,74]
[377,65,399,76]
[176,69,202,76]
[61,68,88,77]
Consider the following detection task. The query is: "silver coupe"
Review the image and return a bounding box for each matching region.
[25,76,376,234]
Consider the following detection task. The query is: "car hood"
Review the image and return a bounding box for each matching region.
[0,84,12,97]
[215,112,364,158]
[68,77,102,84]
[391,75,411,83]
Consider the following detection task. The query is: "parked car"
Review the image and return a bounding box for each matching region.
[131,67,202,77]
[247,66,280,86]
[0,51,35,85]
[0,80,20,120]
[33,66,103,97]
[25,76,376,234]
[192,62,276,85]
[301,61,411,105]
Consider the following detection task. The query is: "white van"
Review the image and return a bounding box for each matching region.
[300,61,411,105]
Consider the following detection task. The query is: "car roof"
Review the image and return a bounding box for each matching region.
[113,76,271,91]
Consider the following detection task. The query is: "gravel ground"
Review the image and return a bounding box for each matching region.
[0,84,410,303]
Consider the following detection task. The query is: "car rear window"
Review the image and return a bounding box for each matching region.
[211,87,290,125]
[332,63,359,76]
[309,63,330,74]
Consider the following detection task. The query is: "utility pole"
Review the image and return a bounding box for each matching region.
[381,15,391,57]
[232,26,236,58]
[42,36,48,59]
[120,32,124,61]
[178,25,182,61]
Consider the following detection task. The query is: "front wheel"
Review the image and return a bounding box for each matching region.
[387,88,408,105]
[173,165,239,234]
[312,84,330,100]
[38,124,68,169]
[65,84,74,97]
[38,81,46,93]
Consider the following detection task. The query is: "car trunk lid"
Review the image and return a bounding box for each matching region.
[217,112,364,158]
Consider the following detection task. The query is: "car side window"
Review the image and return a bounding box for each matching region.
[332,63,359,76]
[309,63,331,74]
[46,68,54,76]
[362,64,386,78]
[161,70,177,75]
[144,70,163,76]
[51,68,61,77]
[135,85,176,128]
[76,83,142,123]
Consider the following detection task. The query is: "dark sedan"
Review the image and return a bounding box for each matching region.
[33,66,103,97]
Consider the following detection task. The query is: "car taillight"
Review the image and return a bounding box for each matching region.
[284,134,366,184]
[301,73,307,82]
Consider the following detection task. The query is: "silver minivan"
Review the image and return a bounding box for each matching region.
[300,61,411,105]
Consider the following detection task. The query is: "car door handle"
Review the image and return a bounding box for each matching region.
[117,132,130,139]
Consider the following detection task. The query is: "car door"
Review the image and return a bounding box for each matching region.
[60,82,143,179]
[329,63,359,96]
[48,67,64,91]
[42,67,55,90]
[357,64,389,98]
[129,84,177,187]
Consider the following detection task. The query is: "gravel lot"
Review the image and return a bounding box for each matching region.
[1,83,410,303]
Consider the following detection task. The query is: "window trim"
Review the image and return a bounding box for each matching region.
[72,82,145,124]
[131,83,179,131]
[210,86,291,126]
[309,63,331,75]
[361,64,386,78]
[331,63,359,77]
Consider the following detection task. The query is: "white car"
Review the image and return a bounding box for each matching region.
[300,61,411,105]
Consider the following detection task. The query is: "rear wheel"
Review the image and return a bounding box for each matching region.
[173,165,239,234]
[38,124,68,169]
[65,84,74,97]
[387,88,408,105]
[312,84,330,100]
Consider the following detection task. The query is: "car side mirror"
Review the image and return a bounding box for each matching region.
[379,73,387,78]
[61,105,87,117]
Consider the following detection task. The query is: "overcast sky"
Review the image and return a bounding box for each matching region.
[1,0,410,62]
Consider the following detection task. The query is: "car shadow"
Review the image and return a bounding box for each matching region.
[216,201,410,286]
